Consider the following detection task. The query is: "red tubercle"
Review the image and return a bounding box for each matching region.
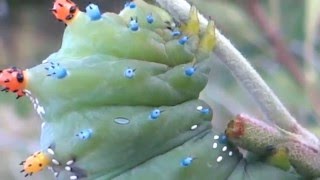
[0,67,27,99]
[225,115,245,138]
[51,0,80,24]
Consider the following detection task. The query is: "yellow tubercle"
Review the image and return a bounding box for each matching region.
[20,151,51,177]
[199,19,216,53]
[266,146,291,171]
[181,6,200,36]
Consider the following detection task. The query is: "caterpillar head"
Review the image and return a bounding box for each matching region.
[0,67,27,99]
[51,0,79,24]
[20,151,51,177]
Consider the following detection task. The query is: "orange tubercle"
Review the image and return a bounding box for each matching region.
[20,151,51,177]
[51,0,80,24]
[0,67,27,99]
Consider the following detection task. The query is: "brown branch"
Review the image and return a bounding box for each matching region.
[246,0,305,86]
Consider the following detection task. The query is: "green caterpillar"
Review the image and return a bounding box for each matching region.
[0,0,302,179]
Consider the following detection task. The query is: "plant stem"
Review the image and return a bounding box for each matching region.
[247,0,305,86]
[154,0,319,145]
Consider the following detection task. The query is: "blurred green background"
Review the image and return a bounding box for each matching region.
[0,0,319,179]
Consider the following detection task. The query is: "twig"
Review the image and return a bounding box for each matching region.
[248,0,320,122]
[246,0,305,86]
[154,0,319,145]
[304,0,320,120]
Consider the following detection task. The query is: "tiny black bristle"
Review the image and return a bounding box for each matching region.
[58,3,63,7]
[1,88,9,92]
[164,21,171,25]
[19,161,25,165]
[66,14,74,20]
[69,6,77,14]
[20,169,25,173]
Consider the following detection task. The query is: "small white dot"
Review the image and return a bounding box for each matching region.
[36,107,45,120]
[24,89,31,94]
[47,166,53,171]
[217,156,223,162]
[35,98,39,104]
[213,135,219,140]
[41,122,46,129]
[196,106,203,111]
[65,166,71,171]
[190,125,198,130]
[37,106,45,115]
[70,175,78,180]
[212,143,218,149]
[66,160,75,165]
[42,59,48,64]
[228,151,233,156]
[47,148,55,155]
[54,172,59,177]
[52,159,60,165]
[222,146,227,152]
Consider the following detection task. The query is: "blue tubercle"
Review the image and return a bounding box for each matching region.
[146,14,154,24]
[184,67,196,77]
[129,17,139,31]
[178,36,189,45]
[76,129,93,140]
[149,109,161,120]
[180,157,194,167]
[125,1,136,9]
[218,133,228,144]
[45,62,68,79]
[124,68,136,79]
[200,108,210,114]
[86,3,101,21]
[171,30,181,37]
